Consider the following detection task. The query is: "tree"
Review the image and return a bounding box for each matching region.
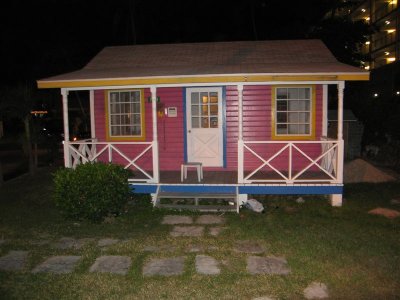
[310,16,371,67]
[0,82,37,175]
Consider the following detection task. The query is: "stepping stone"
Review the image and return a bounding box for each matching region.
[246,256,291,275]
[368,207,400,219]
[162,215,193,225]
[209,227,227,236]
[170,226,204,237]
[53,237,76,249]
[143,245,159,252]
[303,282,329,299]
[73,238,96,249]
[0,251,29,271]
[143,256,185,276]
[30,240,50,246]
[32,256,81,274]
[196,214,224,224]
[195,255,220,275]
[53,237,95,249]
[98,238,120,247]
[89,256,131,275]
[234,240,265,254]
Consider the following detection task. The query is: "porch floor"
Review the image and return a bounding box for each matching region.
[130,170,334,184]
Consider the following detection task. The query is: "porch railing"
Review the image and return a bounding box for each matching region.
[238,139,343,184]
[64,139,158,183]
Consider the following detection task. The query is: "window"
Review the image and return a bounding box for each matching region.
[106,90,145,140]
[190,91,219,128]
[273,86,314,139]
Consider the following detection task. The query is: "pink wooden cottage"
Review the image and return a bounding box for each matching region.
[37,40,368,211]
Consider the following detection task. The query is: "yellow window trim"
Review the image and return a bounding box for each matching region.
[271,85,316,141]
[105,89,146,141]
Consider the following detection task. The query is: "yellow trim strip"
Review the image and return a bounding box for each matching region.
[37,74,369,89]
[104,89,146,141]
[271,85,316,141]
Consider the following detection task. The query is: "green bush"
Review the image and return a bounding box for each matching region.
[53,162,132,222]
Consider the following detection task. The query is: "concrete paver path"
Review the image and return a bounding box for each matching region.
[97,238,120,248]
[196,214,225,224]
[303,282,329,299]
[143,256,185,276]
[53,237,95,250]
[32,256,81,274]
[89,256,131,275]
[162,215,193,225]
[170,226,204,237]
[246,256,291,275]
[195,255,220,275]
[0,251,28,271]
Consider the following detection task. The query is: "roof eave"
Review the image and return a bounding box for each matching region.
[37,72,369,89]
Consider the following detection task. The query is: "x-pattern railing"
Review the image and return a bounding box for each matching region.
[242,140,340,183]
[67,139,155,182]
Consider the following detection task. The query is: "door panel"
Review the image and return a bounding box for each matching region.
[186,88,223,167]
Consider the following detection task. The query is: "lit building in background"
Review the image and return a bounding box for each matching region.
[349,0,399,70]
[340,0,400,99]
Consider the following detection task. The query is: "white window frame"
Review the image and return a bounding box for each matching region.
[273,86,315,140]
[106,89,145,140]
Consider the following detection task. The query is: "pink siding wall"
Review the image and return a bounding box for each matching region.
[94,85,323,172]
[156,88,184,170]
[225,85,272,170]
[94,88,184,171]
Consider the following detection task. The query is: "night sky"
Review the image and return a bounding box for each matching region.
[1,0,330,83]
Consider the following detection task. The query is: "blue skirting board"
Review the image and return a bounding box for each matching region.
[131,184,343,195]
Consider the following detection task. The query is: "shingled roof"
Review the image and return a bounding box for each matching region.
[38,40,369,88]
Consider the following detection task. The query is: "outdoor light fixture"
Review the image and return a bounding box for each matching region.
[387,57,396,62]
[373,93,379,98]
[385,51,390,55]
[387,29,396,33]
[365,41,370,45]
[365,17,370,21]
[365,66,370,70]
[396,91,400,95]
[361,8,366,12]
[385,20,391,25]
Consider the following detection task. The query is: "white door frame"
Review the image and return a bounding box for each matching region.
[186,87,224,167]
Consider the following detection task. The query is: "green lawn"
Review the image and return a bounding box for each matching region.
[0,167,399,299]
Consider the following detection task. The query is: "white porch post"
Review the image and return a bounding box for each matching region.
[237,84,247,205]
[322,84,328,137]
[61,88,71,168]
[237,84,244,184]
[150,86,160,183]
[331,81,345,207]
[89,90,96,139]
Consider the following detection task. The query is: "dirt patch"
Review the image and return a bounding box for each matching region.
[344,159,397,183]
[368,208,400,219]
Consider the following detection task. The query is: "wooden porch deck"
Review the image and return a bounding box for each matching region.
[129,170,334,184]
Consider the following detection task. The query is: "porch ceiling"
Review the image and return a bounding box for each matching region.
[38,40,369,89]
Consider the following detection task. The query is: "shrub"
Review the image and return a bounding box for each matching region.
[53,162,132,222]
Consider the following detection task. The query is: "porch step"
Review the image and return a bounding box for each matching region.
[157,192,236,199]
[154,188,239,213]
[156,204,237,212]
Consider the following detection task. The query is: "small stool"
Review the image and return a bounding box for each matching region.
[181,162,203,182]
